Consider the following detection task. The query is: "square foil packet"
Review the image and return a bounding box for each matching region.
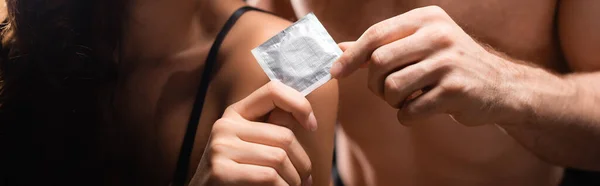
[251,13,342,96]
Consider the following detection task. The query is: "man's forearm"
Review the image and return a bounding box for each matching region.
[497,63,600,170]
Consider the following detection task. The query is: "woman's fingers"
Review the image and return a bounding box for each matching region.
[236,120,312,183]
[211,158,288,186]
[199,80,319,185]
[224,139,301,186]
[208,118,311,186]
[235,164,290,186]
[225,81,317,131]
[267,108,301,130]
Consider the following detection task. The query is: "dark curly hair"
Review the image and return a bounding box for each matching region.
[0,0,127,185]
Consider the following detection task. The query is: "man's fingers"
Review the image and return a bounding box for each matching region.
[330,9,427,78]
[396,86,447,126]
[226,81,317,131]
[338,42,354,51]
[236,121,312,182]
[338,41,371,69]
[381,58,448,109]
[367,29,442,97]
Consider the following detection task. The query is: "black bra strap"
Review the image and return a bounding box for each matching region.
[172,6,266,186]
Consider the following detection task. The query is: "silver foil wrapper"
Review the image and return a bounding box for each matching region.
[252,13,342,96]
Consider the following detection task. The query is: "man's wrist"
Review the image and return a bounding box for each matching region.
[494,59,577,127]
[493,58,536,127]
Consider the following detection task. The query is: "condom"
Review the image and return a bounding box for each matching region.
[252,13,342,96]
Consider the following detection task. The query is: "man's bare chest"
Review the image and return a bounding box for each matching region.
[314,0,562,68]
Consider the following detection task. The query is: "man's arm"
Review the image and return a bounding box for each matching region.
[328,5,600,171]
[498,0,600,170]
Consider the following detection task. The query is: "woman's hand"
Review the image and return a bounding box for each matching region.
[191,81,316,186]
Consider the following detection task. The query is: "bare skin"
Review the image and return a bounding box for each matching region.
[0,1,334,185]
[109,0,337,185]
[246,0,297,21]
[251,0,600,185]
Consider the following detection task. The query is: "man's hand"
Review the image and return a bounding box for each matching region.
[330,6,526,126]
[329,4,600,171]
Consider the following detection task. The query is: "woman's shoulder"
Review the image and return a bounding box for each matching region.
[0,6,6,22]
[214,10,292,102]
[228,9,291,51]
[221,10,291,65]
[245,10,292,42]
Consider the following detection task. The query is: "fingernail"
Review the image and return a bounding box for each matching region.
[302,175,313,186]
[308,112,318,132]
[330,62,342,78]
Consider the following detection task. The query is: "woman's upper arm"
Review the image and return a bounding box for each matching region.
[298,80,338,185]
[225,14,339,185]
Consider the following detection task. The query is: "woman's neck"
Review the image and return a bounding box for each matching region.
[121,0,245,63]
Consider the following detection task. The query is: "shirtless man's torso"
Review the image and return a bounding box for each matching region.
[328,1,564,185]
[252,0,574,185]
